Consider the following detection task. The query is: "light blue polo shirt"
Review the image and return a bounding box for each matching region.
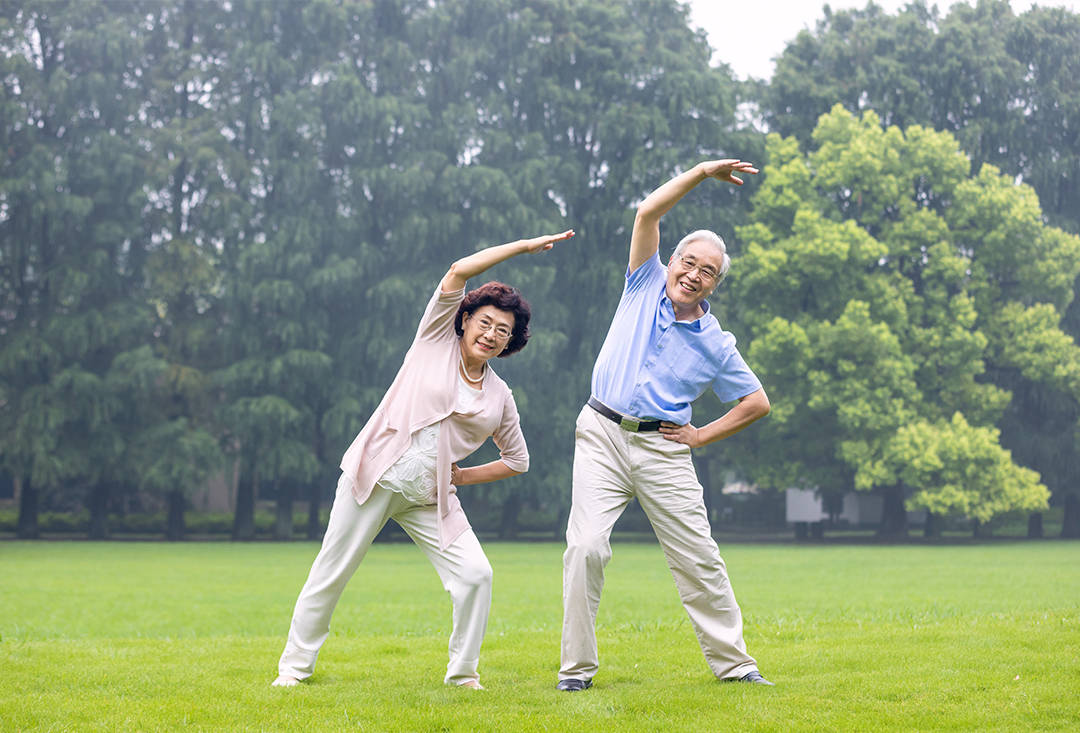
[590,252,762,424]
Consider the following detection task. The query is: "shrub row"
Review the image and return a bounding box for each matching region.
[0,510,328,537]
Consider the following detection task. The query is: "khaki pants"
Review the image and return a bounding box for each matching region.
[560,405,758,681]
[278,475,492,685]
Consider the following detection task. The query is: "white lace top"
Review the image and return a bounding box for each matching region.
[376,374,482,505]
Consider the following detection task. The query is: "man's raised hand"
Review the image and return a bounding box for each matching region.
[700,159,759,186]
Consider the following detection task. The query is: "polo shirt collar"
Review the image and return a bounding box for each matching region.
[660,293,710,331]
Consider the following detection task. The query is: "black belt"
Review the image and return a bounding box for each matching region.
[587,397,662,432]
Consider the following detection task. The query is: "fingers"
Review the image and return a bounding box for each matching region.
[704,160,759,180]
[530,229,576,252]
[659,421,696,446]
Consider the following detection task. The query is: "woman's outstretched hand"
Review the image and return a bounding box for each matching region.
[522,229,575,253]
[442,229,576,293]
[700,160,758,186]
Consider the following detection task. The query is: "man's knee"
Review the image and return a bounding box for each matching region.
[564,533,612,570]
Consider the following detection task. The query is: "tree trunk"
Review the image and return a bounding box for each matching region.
[306,479,322,540]
[88,482,109,540]
[1027,512,1043,539]
[1061,493,1080,538]
[499,492,521,540]
[232,463,256,540]
[877,484,908,538]
[274,480,293,541]
[16,476,39,539]
[166,489,185,541]
[924,513,940,538]
[972,518,993,538]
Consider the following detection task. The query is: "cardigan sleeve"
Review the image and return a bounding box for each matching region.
[492,388,529,473]
[414,283,466,344]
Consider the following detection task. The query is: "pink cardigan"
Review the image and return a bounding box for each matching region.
[339,284,530,549]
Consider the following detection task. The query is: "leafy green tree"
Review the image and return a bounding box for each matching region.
[0,0,161,537]
[889,413,1048,535]
[764,0,1080,234]
[728,106,1078,534]
[761,0,1080,533]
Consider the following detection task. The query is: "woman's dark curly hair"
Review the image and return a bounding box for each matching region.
[454,281,531,357]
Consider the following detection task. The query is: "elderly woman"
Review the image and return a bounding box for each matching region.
[273,229,574,690]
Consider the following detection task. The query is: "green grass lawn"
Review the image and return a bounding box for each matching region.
[1,540,1077,731]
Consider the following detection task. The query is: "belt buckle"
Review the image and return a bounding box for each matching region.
[619,415,640,432]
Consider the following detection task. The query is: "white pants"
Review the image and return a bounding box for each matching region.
[560,405,758,681]
[278,475,492,685]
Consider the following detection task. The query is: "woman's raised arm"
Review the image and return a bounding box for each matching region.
[441,230,575,293]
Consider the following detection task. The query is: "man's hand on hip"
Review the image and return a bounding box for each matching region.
[659,422,702,448]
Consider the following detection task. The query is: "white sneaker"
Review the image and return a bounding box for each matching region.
[272,675,299,687]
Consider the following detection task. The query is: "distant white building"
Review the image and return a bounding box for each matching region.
[785,488,925,526]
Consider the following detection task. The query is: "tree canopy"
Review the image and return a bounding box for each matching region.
[2,0,1078,539]
[727,105,1076,532]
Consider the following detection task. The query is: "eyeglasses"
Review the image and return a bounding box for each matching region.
[470,315,513,340]
[675,254,721,283]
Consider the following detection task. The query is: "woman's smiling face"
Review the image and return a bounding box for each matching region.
[460,306,515,362]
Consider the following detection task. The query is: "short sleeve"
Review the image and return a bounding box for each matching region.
[711,346,763,403]
[415,283,465,343]
[492,389,529,473]
[625,252,666,293]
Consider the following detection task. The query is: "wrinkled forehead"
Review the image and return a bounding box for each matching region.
[679,238,725,267]
[470,304,515,326]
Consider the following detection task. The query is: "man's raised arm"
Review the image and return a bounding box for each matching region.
[628,160,758,273]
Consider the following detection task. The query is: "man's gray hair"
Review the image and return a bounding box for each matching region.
[672,229,731,283]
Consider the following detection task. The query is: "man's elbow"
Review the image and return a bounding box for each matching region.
[634,207,660,228]
[752,390,771,420]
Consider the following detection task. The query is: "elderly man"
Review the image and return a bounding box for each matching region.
[558,160,773,691]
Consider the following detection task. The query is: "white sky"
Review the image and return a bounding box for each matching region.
[686,0,1080,81]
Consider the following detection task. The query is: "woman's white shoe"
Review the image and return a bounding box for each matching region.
[271,675,299,687]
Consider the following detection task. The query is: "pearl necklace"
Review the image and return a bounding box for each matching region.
[459,354,485,385]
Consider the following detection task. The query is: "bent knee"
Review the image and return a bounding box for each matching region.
[457,557,493,589]
[564,535,612,568]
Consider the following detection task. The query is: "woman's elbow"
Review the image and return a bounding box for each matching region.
[446,260,466,281]
[503,455,529,474]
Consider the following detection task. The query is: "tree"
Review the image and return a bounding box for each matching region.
[889,413,1048,535]
[764,0,1080,234]
[761,0,1080,531]
[0,0,162,537]
[727,106,1078,534]
[0,0,769,539]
